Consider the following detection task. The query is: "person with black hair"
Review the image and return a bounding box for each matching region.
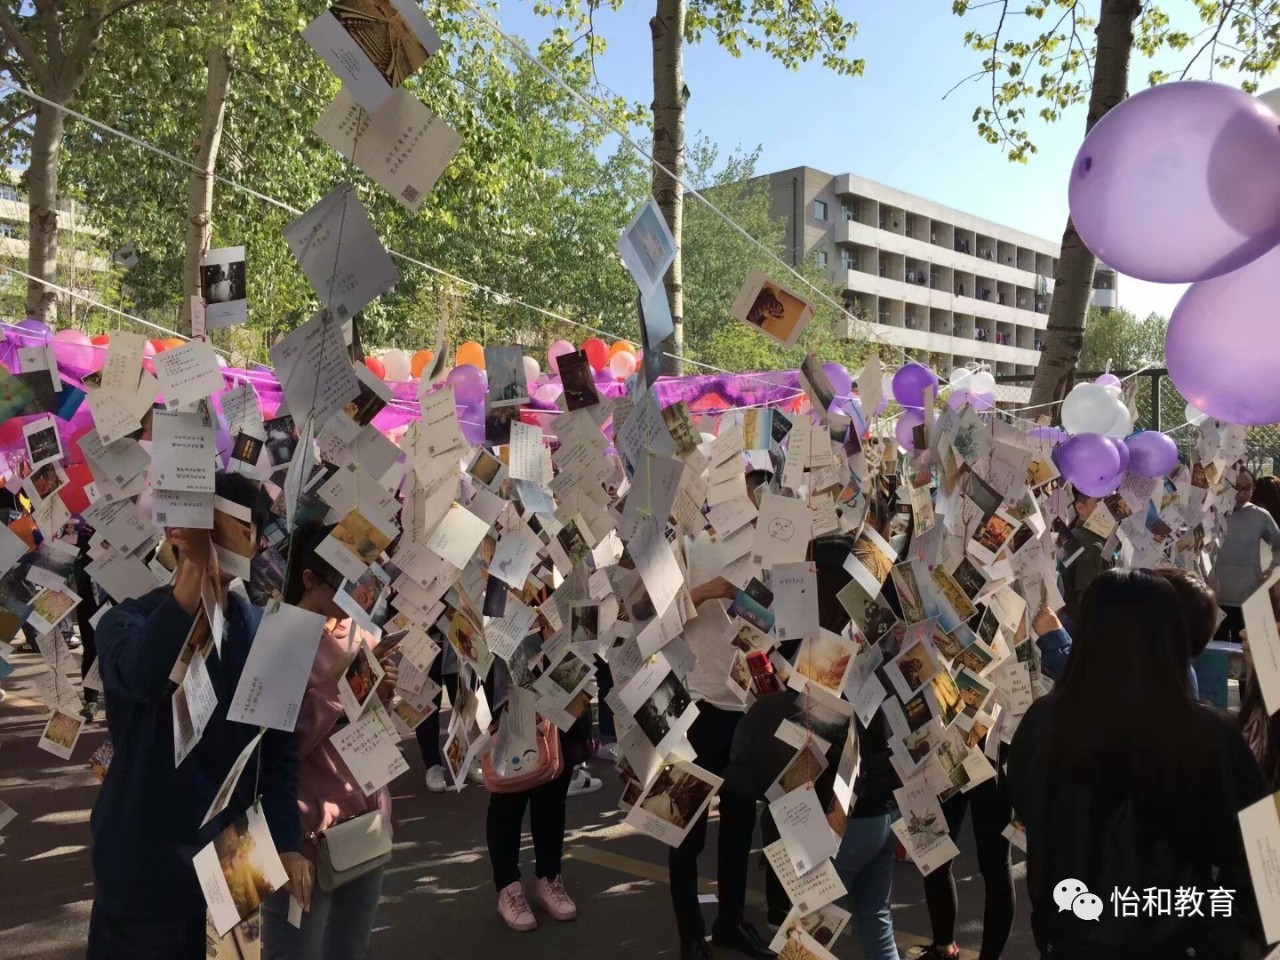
[89,472,304,960]
[260,523,398,960]
[1009,569,1267,959]
[215,471,274,608]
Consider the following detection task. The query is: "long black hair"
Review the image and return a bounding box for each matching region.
[1052,569,1207,793]
[282,522,342,606]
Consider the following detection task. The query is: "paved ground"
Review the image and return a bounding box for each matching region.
[0,648,1039,960]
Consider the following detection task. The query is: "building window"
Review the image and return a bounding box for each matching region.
[813,199,828,221]
[843,202,857,222]
[840,249,855,271]
[816,250,828,269]
[0,222,18,239]
[0,186,20,203]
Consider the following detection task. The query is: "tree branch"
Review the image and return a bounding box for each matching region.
[0,7,47,87]
[1179,0,1237,80]
[0,105,34,140]
[102,0,156,21]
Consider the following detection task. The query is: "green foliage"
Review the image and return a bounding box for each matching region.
[953,0,1280,162]
[1077,305,1168,371]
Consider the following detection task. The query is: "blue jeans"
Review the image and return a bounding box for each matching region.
[833,812,900,960]
[261,866,385,960]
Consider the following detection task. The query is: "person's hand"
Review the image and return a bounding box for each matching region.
[1032,603,1062,636]
[690,577,739,607]
[281,851,313,913]
[376,650,399,703]
[167,527,213,572]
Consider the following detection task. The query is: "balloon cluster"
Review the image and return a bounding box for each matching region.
[363,337,640,391]
[11,321,227,376]
[1068,81,1280,425]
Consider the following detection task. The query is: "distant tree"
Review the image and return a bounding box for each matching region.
[1076,306,1167,371]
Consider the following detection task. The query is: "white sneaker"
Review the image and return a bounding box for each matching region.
[566,766,602,797]
[425,765,448,793]
[467,760,486,785]
[598,741,620,762]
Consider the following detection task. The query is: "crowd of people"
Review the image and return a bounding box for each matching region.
[5,375,1280,960]
[30,458,1270,960]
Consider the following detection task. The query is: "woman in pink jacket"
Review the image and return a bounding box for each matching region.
[261,524,398,960]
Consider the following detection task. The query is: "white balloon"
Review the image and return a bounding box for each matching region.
[970,371,996,394]
[949,367,974,390]
[1061,383,1122,435]
[1259,87,1280,114]
[1185,402,1209,426]
[1103,401,1133,438]
[381,348,411,381]
[881,374,896,402]
[1102,385,1123,401]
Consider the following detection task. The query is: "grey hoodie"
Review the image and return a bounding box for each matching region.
[1215,503,1280,605]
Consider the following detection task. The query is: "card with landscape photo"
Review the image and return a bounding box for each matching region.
[790,629,857,697]
[845,525,897,598]
[618,199,677,296]
[38,707,84,760]
[930,564,979,631]
[765,741,829,803]
[890,561,928,624]
[194,806,289,936]
[484,345,526,409]
[730,270,814,348]
[337,643,385,722]
[886,638,939,703]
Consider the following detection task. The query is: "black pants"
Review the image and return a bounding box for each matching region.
[414,658,454,768]
[1214,605,1244,645]
[923,771,1015,960]
[595,657,616,738]
[87,900,205,960]
[486,746,574,890]
[74,560,99,703]
[670,704,756,944]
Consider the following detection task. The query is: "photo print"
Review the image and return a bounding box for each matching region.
[557,349,599,411]
[730,270,815,348]
[625,760,722,847]
[484,345,526,409]
[195,806,289,936]
[200,246,248,329]
[618,198,677,294]
[23,415,62,468]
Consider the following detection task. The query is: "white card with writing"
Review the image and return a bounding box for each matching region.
[154,339,224,410]
[150,411,216,493]
[226,602,325,732]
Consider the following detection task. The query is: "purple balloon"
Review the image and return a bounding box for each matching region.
[947,390,970,411]
[1069,81,1280,283]
[1125,430,1179,477]
[1108,435,1131,473]
[1094,373,1122,389]
[891,362,939,410]
[446,364,486,408]
[970,391,995,412]
[895,409,926,452]
[14,317,51,341]
[822,362,853,398]
[1055,433,1123,497]
[459,404,486,445]
[1167,243,1280,424]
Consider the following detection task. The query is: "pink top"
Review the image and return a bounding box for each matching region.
[294,622,392,848]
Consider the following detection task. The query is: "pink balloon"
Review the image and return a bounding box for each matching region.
[51,329,98,371]
[1094,373,1122,389]
[533,383,562,406]
[547,339,575,375]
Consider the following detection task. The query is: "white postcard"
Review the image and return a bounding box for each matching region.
[425,501,490,571]
[200,730,266,829]
[77,428,150,487]
[154,339,225,410]
[151,410,216,493]
[892,779,961,875]
[200,246,248,329]
[1243,568,1280,716]
[770,785,840,879]
[315,86,460,213]
[37,708,84,760]
[283,184,399,324]
[23,415,62,469]
[270,310,361,429]
[1239,790,1280,946]
[332,699,409,796]
[753,494,813,569]
[617,199,677,297]
[227,602,326,732]
[85,548,163,602]
[763,840,847,915]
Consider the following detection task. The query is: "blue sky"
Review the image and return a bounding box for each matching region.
[491,1,1277,323]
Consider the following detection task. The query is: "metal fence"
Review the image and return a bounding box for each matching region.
[994,369,1280,478]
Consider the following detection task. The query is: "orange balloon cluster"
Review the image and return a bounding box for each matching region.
[455,341,485,369]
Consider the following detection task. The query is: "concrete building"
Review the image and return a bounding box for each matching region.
[0,174,108,305]
[763,166,1118,383]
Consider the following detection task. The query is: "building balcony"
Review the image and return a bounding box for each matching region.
[844,313,1044,368]
[840,269,1049,330]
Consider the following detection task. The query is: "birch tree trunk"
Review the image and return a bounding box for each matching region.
[25,101,65,322]
[182,1,232,335]
[1029,0,1142,412]
[650,0,686,375]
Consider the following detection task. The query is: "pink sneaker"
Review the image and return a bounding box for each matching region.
[497,882,537,932]
[533,875,578,921]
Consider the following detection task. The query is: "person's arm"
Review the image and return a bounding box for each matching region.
[1032,604,1072,681]
[258,725,302,854]
[96,592,194,701]
[1261,513,1280,570]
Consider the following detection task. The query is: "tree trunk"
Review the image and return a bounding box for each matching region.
[25,101,66,323]
[1029,0,1142,414]
[182,1,232,335]
[650,0,686,375]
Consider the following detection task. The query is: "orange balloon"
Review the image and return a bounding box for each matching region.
[8,515,37,552]
[608,340,636,358]
[411,349,435,378]
[456,341,485,369]
[90,333,111,346]
[149,338,169,353]
[163,337,185,349]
